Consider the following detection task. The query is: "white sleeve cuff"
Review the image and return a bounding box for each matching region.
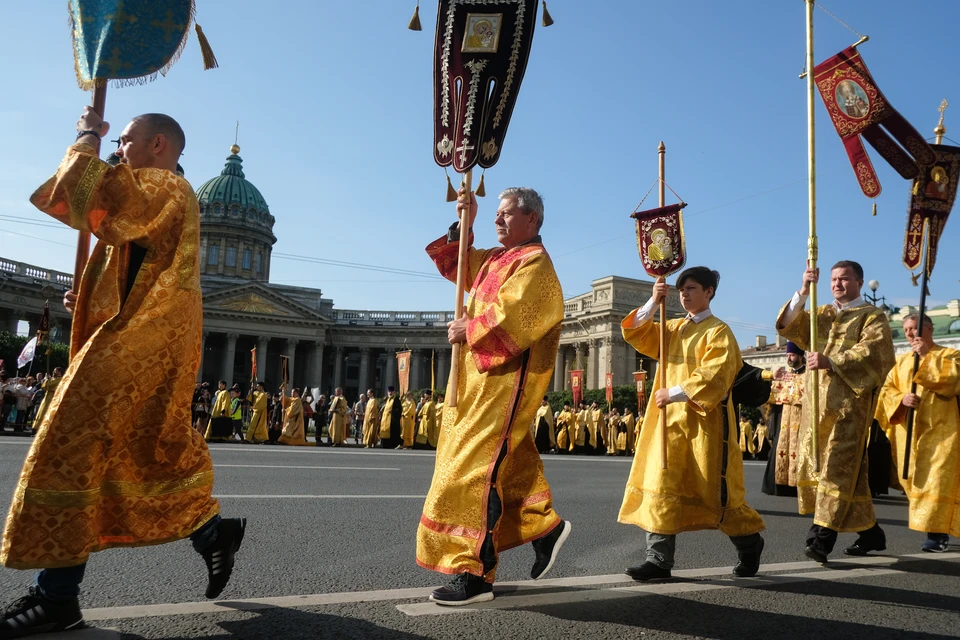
[625,297,658,328]
[780,291,808,326]
[667,385,687,402]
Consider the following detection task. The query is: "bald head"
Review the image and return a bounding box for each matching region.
[133,114,185,156]
[116,113,185,172]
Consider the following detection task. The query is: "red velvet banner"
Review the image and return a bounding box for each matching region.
[903,144,960,276]
[250,347,257,382]
[814,47,935,198]
[570,370,584,407]
[605,372,613,404]
[396,350,412,396]
[631,203,687,278]
[633,370,648,415]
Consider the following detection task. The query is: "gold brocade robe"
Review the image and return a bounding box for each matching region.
[777,301,894,532]
[876,347,960,535]
[739,420,756,455]
[417,233,564,581]
[607,414,620,454]
[619,312,764,537]
[417,400,437,445]
[246,391,269,443]
[278,395,307,446]
[535,404,556,446]
[204,389,232,442]
[401,399,416,448]
[556,410,574,451]
[2,144,218,569]
[31,377,62,430]
[362,397,379,447]
[769,371,804,486]
[380,396,400,439]
[588,409,603,449]
[621,412,636,453]
[328,396,347,444]
[434,401,444,445]
[574,409,587,447]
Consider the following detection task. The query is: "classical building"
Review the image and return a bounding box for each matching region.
[0,143,692,400]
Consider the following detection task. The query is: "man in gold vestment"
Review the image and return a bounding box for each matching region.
[587,402,603,454]
[620,267,765,581]
[328,387,348,446]
[416,391,437,449]
[776,261,895,562]
[761,344,804,496]
[362,389,379,448]
[205,380,233,442]
[1,111,244,636]
[277,387,308,446]
[606,408,621,455]
[417,187,571,606]
[379,386,403,449]
[876,313,960,552]
[534,397,556,454]
[245,382,269,444]
[401,392,417,449]
[556,404,574,453]
[621,407,636,454]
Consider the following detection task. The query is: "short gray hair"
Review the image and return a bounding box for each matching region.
[499,187,544,230]
[903,313,933,328]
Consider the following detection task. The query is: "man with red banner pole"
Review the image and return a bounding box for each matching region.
[415,1,570,606]
[0,3,245,635]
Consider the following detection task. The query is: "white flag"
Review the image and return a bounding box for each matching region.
[17,336,38,369]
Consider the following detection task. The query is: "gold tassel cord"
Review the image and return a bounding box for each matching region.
[475,171,486,197]
[541,1,554,27]
[446,174,458,202]
[195,23,218,70]
[871,202,877,216]
[408,3,422,31]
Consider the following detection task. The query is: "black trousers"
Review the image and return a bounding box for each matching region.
[807,522,885,553]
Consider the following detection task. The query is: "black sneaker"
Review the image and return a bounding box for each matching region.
[733,536,764,577]
[428,573,494,606]
[625,561,672,581]
[530,520,572,580]
[202,517,246,599]
[0,587,84,638]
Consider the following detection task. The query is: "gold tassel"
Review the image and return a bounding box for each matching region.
[446,174,458,202]
[541,1,554,27]
[910,272,920,287]
[871,202,877,216]
[475,171,486,197]
[195,24,219,70]
[408,3,422,31]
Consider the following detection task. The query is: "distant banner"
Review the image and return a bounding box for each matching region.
[397,350,412,396]
[570,370,584,408]
[17,337,37,369]
[280,356,290,388]
[250,347,258,382]
[633,370,648,415]
[605,372,614,404]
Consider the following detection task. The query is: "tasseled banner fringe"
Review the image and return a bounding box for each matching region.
[446,174,458,202]
[475,171,486,197]
[195,23,218,70]
[541,1,554,27]
[408,3,422,31]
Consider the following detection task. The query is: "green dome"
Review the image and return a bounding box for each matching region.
[195,146,271,215]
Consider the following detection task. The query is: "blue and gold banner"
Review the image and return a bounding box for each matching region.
[69,0,194,90]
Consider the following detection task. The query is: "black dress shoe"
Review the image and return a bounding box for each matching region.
[733,536,764,577]
[804,543,828,564]
[843,539,886,556]
[625,561,671,581]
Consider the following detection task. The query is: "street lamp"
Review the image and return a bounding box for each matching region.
[864,279,885,306]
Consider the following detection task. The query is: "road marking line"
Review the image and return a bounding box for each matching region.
[78,552,958,622]
[209,446,438,458]
[214,464,401,471]
[212,494,428,499]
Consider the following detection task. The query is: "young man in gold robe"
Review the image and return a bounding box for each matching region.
[574,402,588,453]
[776,260,895,562]
[556,404,575,453]
[621,407,636,455]
[401,392,417,449]
[379,386,403,449]
[327,387,348,446]
[278,387,308,446]
[1,111,244,636]
[205,380,234,442]
[362,389,379,448]
[606,408,621,455]
[416,391,437,449]
[417,187,571,606]
[619,267,765,581]
[245,382,269,444]
[588,402,604,455]
[534,397,556,454]
[876,313,960,552]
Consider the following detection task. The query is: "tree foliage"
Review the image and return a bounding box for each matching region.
[0,331,69,376]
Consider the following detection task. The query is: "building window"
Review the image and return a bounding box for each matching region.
[225,247,237,267]
[242,249,252,270]
[255,253,262,274]
[207,245,219,265]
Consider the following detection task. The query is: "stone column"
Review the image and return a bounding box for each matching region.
[197,331,208,381]
[216,237,226,275]
[357,347,371,393]
[222,333,239,384]
[385,349,397,391]
[256,337,269,383]
[589,339,601,389]
[284,339,298,386]
[312,341,325,392]
[333,346,344,389]
[574,342,585,373]
[437,349,451,390]
[553,346,564,392]
[410,349,422,390]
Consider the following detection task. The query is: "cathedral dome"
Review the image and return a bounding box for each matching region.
[195,145,275,237]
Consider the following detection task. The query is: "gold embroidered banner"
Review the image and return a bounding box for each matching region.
[397,350,412,396]
[633,370,648,415]
[605,372,613,404]
[570,369,584,407]
[902,144,960,276]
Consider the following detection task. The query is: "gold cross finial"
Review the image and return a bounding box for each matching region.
[935,98,948,143]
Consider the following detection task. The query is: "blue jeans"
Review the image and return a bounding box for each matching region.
[35,515,221,602]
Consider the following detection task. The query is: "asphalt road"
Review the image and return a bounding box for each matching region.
[1,437,958,639]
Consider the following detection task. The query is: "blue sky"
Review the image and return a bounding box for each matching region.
[1,1,958,346]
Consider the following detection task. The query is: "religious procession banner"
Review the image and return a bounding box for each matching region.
[250,347,258,381]
[397,350,412,396]
[903,145,960,276]
[633,371,647,415]
[814,46,934,199]
[280,355,290,388]
[570,369,584,407]
[433,0,539,172]
[631,203,687,278]
[605,372,614,405]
